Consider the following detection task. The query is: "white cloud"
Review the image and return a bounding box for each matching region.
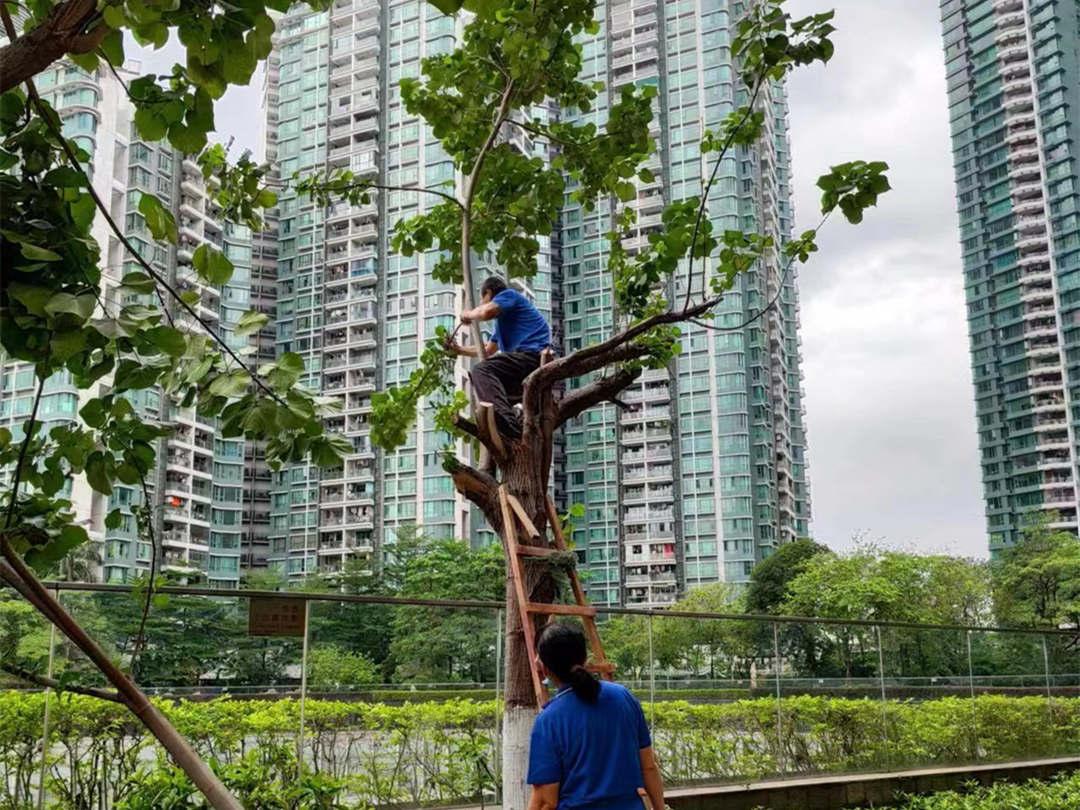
[786,0,986,557]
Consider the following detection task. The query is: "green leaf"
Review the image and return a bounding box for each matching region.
[24,525,89,576]
[7,282,53,316]
[80,398,108,429]
[208,370,252,399]
[145,325,187,357]
[44,293,96,322]
[233,310,269,338]
[429,0,465,13]
[138,193,178,244]
[86,453,113,495]
[100,28,125,67]
[120,272,157,294]
[134,106,167,141]
[20,243,61,262]
[105,508,123,530]
[192,244,234,286]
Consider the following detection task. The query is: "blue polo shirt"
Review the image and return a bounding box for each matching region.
[490,288,550,354]
[527,681,652,810]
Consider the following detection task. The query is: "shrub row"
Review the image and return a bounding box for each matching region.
[852,770,1080,810]
[0,692,1076,809]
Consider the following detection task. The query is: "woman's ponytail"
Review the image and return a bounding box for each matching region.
[567,663,601,703]
[536,623,601,704]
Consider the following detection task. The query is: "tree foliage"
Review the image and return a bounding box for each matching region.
[744,538,830,615]
[992,514,1080,628]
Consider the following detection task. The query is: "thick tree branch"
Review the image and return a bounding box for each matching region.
[556,367,642,427]
[445,457,501,527]
[0,662,122,703]
[522,329,679,426]
[0,0,105,94]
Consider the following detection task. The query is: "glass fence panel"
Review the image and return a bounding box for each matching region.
[878,625,976,769]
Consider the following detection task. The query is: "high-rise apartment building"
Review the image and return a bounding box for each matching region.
[941,0,1080,553]
[560,0,808,606]
[263,0,810,604]
[0,60,266,587]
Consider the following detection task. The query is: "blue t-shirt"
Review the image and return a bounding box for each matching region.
[490,288,551,354]
[527,681,652,810]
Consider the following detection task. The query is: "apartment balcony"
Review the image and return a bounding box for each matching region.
[1009,162,1041,185]
[1010,141,1041,163]
[1002,78,1033,99]
[995,24,1026,49]
[1011,179,1043,201]
[998,42,1029,64]
[1016,216,1047,237]
[1014,198,1045,218]
[1004,123,1037,147]
[1017,233,1048,252]
[993,0,1023,11]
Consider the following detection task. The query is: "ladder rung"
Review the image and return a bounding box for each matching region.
[516,545,558,557]
[587,662,617,675]
[527,602,597,617]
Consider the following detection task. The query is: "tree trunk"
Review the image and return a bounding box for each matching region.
[490,445,557,810]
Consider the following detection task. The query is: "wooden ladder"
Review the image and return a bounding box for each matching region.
[497,485,615,708]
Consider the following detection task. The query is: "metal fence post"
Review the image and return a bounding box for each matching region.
[875,625,889,767]
[772,622,784,775]
[966,630,978,760]
[296,599,311,782]
[647,613,655,732]
[35,587,58,810]
[1041,634,1054,726]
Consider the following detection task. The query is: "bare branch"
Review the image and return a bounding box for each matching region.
[0,0,105,94]
[461,79,516,359]
[0,662,122,703]
[683,80,765,310]
[3,373,44,529]
[452,413,480,440]
[556,367,642,427]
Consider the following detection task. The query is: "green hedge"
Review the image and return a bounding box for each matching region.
[855,770,1080,809]
[0,692,1076,809]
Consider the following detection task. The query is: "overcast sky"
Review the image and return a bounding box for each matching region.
[786,0,984,558]
[131,0,987,558]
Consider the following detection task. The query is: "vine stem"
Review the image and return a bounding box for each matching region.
[3,373,44,529]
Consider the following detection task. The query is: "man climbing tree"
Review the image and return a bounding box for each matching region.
[448,277,553,441]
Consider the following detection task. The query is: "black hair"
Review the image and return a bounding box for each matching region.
[480,276,508,298]
[536,622,600,703]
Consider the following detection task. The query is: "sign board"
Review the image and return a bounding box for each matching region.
[248,597,307,637]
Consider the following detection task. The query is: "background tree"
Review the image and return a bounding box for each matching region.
[306,645,379,691]
[993,513,1080,629]
[781,547,991,678]
[745,538,829,615]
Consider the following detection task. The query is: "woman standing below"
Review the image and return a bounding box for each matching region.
[527,623,665,810]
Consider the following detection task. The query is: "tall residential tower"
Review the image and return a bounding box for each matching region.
[941,0,1080,552]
